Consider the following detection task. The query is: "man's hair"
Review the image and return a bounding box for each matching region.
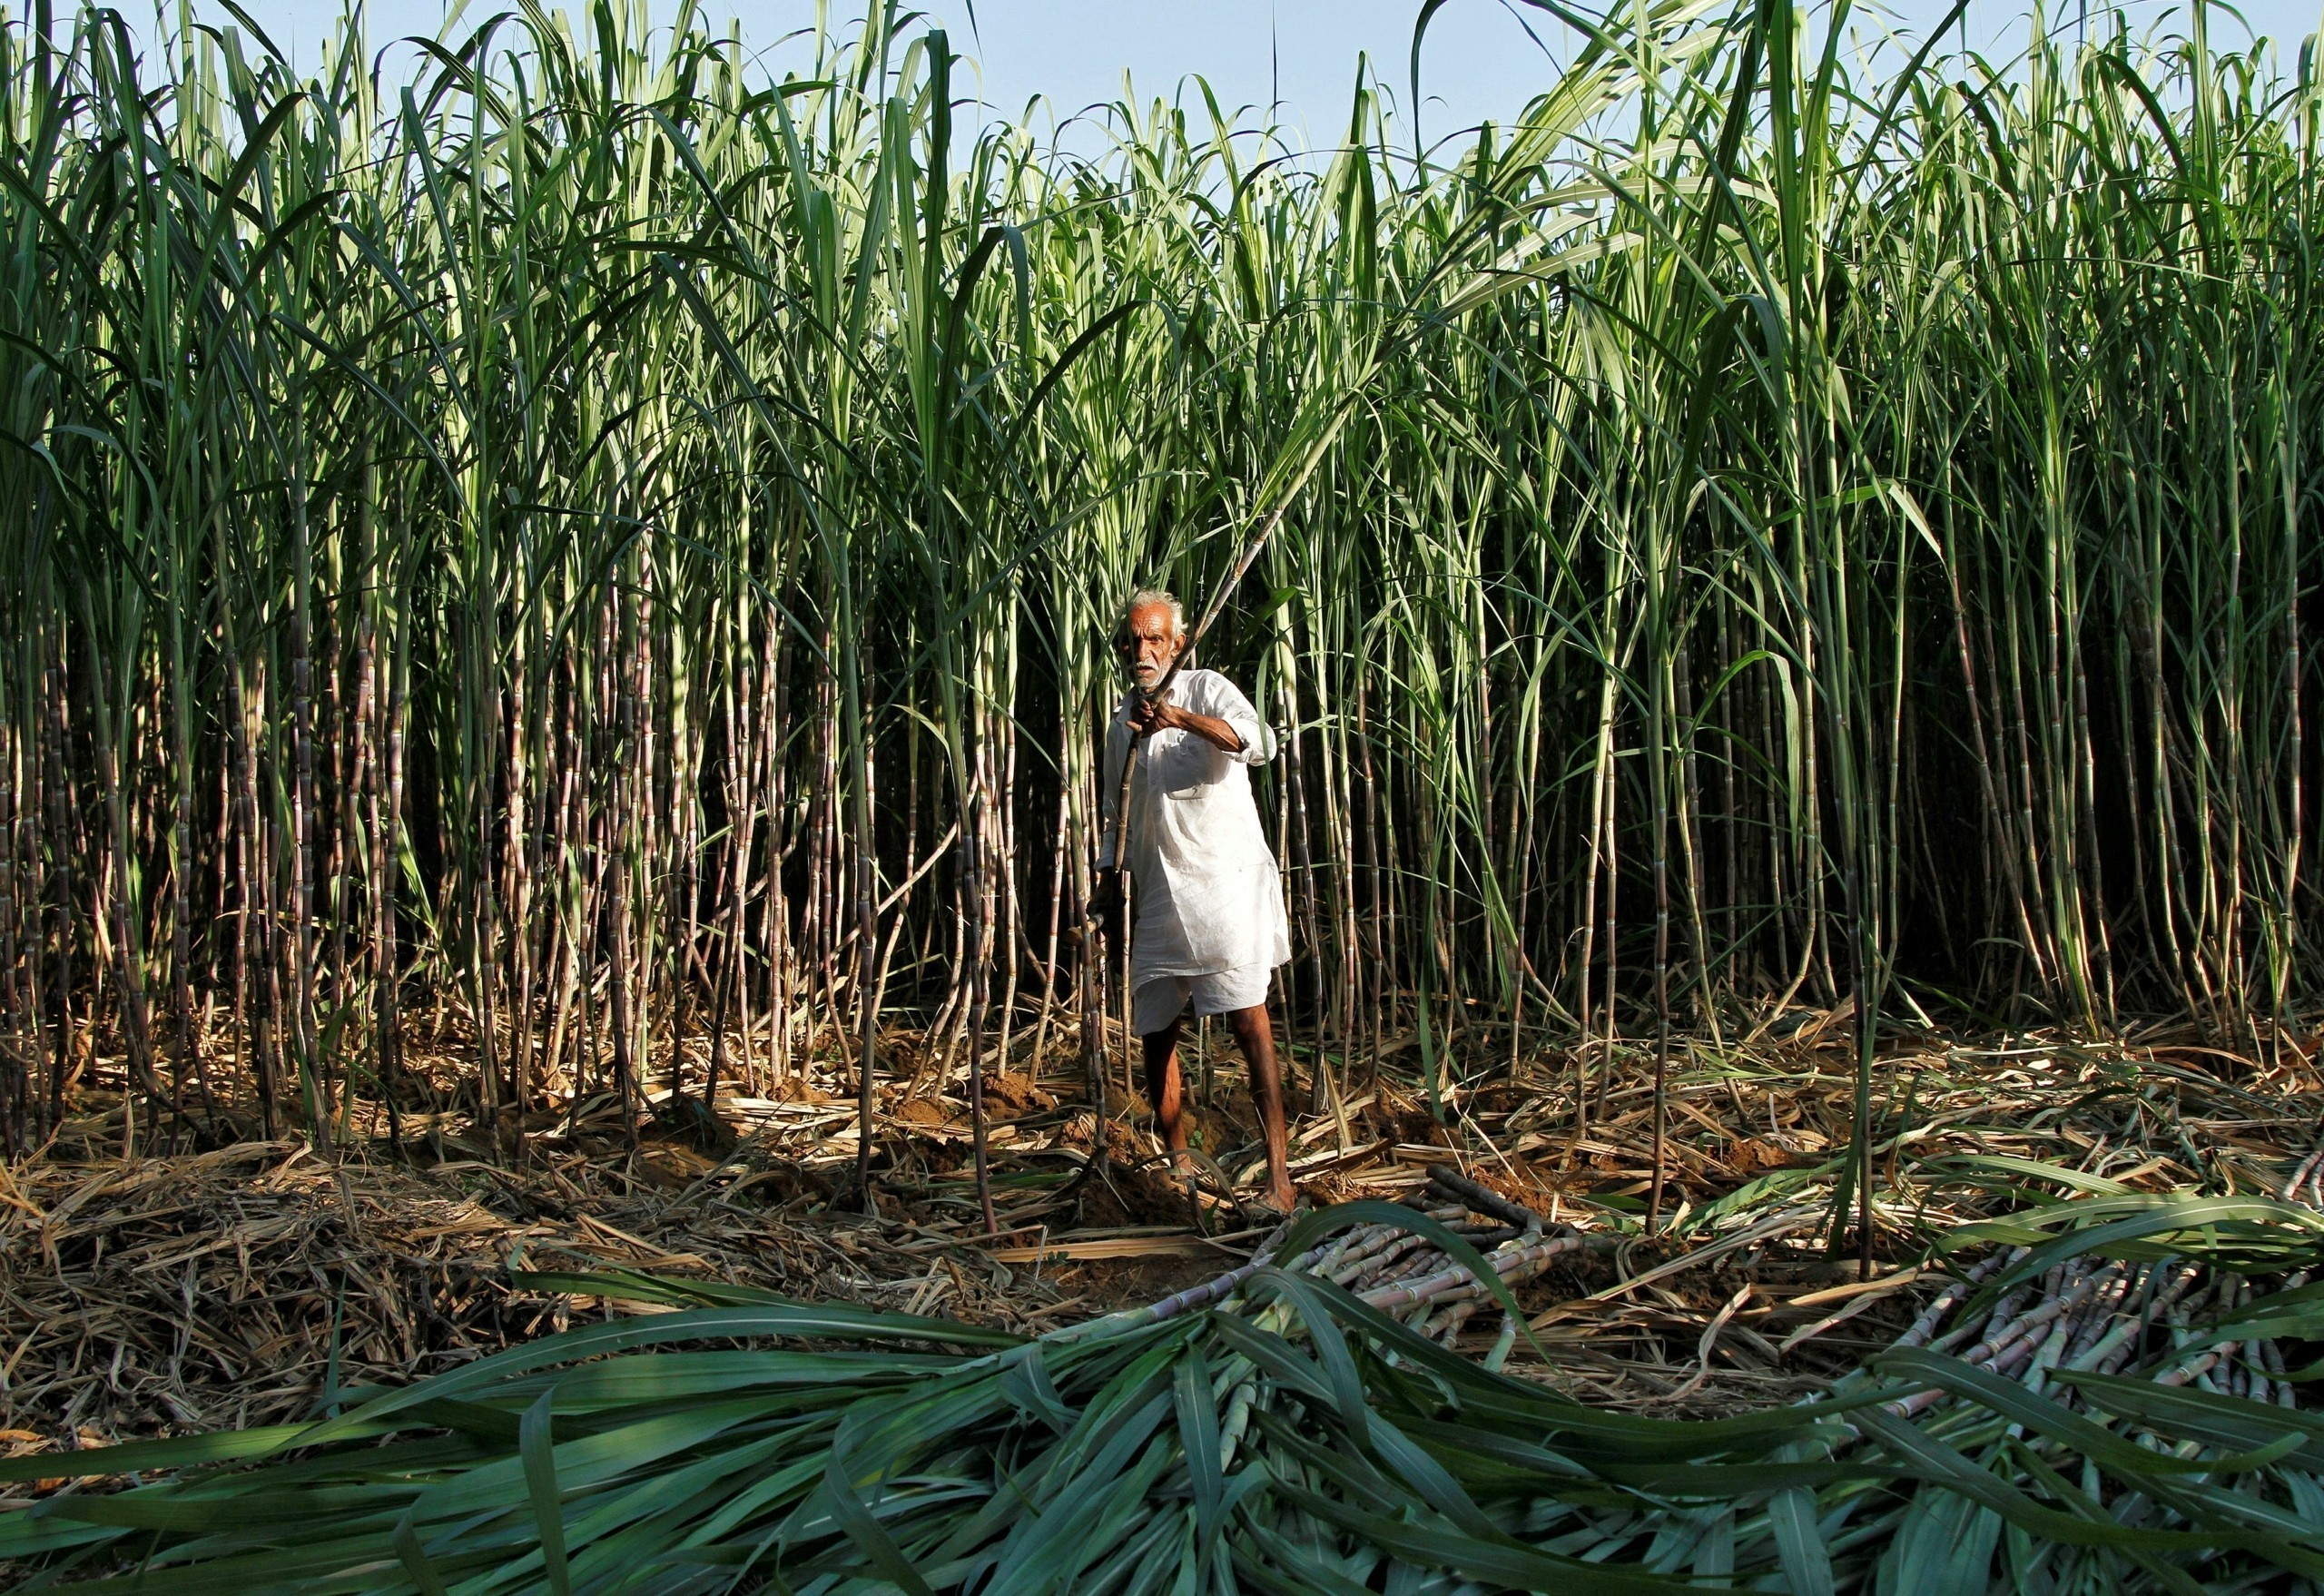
[1122,587,1186,641]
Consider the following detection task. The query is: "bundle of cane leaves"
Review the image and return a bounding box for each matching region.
[7,1206,2324,1593]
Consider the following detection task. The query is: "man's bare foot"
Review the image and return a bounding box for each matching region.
[1241,1187,1299,1227]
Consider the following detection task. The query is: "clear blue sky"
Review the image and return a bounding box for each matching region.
[101,0,2324,147]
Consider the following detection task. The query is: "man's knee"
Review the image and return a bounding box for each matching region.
[1141,1020,1181,1072]
[1226,1004,1272,1047]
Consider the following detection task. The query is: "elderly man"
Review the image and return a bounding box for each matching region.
[1091,588,1296,1215]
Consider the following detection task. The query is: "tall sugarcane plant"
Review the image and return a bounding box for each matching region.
[0,0,2317,1169]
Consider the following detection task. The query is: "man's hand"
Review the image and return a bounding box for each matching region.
[1087,870,1125,946]
[1127,691,1178,738]
[1127,690,1245,754]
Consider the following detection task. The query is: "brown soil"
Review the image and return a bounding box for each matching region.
[977,1073,1055,1118]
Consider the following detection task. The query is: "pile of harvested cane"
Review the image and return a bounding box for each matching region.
[1879,1250,2309,1411]
[10,1174,2323,1591]
[1116,1164,1607,1361]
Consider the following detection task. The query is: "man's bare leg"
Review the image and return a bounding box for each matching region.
[1226,1004,1296,1211]
[1141,1018,1190,1175]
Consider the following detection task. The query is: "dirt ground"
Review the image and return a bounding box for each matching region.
[4,1012,2319,1459]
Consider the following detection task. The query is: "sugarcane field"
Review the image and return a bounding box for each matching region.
[3,0,2324,1585]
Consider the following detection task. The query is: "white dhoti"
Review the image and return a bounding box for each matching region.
[1131,965,1274,1036]
[1099,668,1291,1039]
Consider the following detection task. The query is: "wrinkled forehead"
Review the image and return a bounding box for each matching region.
[1118,602,1177,641]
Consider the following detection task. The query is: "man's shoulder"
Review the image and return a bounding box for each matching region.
[1182,667,1248,704]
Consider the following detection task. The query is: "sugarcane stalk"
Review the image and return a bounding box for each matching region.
[2281,1146,2324,1203]
[1426,1166,1547,1232]
[1357,1236,1582,1312]
[1893,1251,2016,1349]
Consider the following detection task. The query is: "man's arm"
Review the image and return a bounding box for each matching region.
[1129,695,1244,754]
[1189,674,1283,766]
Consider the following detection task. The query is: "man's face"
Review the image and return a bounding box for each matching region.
[1114,602,1182,688]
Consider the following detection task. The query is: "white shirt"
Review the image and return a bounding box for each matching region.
[1099,668,1292,985]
